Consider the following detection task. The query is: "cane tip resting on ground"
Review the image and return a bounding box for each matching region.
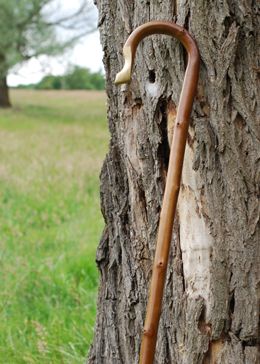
[115,20,200,364]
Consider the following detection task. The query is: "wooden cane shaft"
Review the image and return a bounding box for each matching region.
[139,120,189,363]
[136,24,199,364]
[115,21,200,364]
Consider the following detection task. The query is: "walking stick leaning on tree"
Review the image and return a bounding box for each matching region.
[115,21,200,364]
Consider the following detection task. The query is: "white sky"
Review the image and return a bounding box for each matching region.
[7,1,104,87]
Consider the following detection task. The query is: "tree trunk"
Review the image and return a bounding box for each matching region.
[88,1,259,363]
[0,75,11,108]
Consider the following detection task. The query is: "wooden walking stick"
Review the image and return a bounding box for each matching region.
[115,21,200,363]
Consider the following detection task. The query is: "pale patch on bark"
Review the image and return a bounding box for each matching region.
[145,81,159,98]
[178,130,213,303]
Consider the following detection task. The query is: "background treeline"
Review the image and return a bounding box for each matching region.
[17,66,105,90]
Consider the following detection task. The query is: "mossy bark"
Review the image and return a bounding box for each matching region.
[88,1,259,363]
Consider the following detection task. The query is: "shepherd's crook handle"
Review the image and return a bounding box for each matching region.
[115,21,200,364]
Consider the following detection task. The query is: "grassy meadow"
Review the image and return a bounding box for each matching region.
[0,90,108,363]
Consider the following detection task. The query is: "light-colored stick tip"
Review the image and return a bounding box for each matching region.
[114,46,132,85]
[114,70,131,85]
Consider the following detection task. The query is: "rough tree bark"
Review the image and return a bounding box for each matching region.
[88,1,259,363]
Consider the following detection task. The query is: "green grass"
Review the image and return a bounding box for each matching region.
[0,90,108,363]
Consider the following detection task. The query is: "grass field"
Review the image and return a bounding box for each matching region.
[0,90,108,363]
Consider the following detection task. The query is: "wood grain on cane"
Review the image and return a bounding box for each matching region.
[115,21,200,364]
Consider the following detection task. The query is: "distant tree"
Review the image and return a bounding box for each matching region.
[35,66,105,90]
[64,67,105,90]
[35,75,63,89]
[88,70,105,90]
[65,66,93,90]
[0,0,96,107]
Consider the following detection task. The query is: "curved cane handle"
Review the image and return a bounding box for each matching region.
[115,21,200,364]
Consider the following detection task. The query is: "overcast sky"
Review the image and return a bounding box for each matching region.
[7,1,104,87]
